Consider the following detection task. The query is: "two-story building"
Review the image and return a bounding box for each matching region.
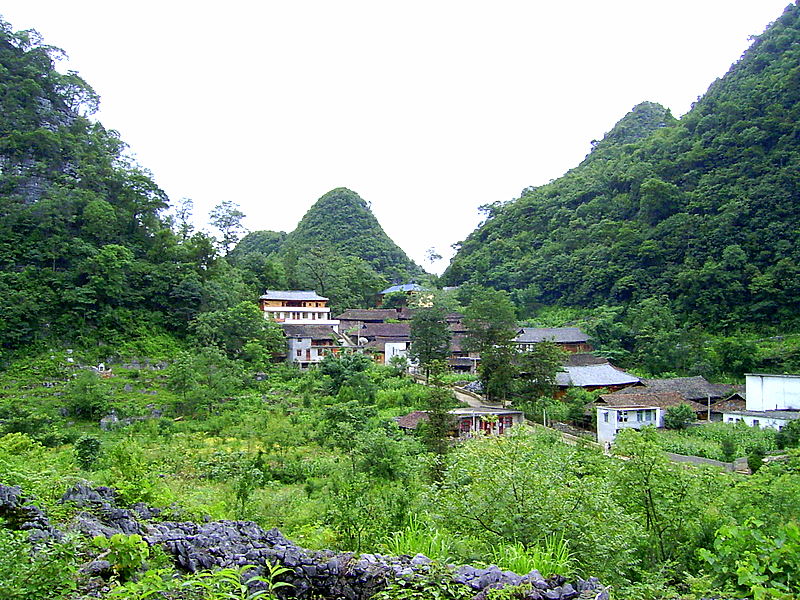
[282,324,351,369]
[720,373,800,430]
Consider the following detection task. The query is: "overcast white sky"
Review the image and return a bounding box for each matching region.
[0,1,792,273]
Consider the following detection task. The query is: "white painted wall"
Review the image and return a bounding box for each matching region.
[721,411,792,430]
[385,342,409,361]
[596,407,662,444]
[746,374,800,411]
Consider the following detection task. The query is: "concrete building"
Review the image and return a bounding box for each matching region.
[282,324,350,368]
[719,373,800,430]
[594,390,705,444]
[259,290,340,330]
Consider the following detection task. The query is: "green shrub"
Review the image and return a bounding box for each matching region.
[74,435,101,470]
[698,519,800,598]
[93,533,150,580]
[0,529,77,600]
[64,371,111,420]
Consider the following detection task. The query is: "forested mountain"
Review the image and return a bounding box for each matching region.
[0,17,427,350]
[443,3,800,330]
[231,188,424,310]
[282,187,423,282]
[0,21,277,350]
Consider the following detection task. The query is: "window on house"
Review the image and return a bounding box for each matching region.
[752,419,760,428]
[618,411,628,423]
[637,411,643,422]
[603,411,609,423]
[296,349,301,356]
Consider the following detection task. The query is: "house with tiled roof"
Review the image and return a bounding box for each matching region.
[282,324,351,368]
[594,390,705,444]
[614,376,737,405]
[356,322,412,365]
[556,355,640,394]
[395,407,524,437]
[259,290,340,329]
[515,327,592,353]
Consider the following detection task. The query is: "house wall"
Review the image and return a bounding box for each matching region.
[596,407,662,444]
[286,338,333,367]
[385,342,410,362]
[746,374,800,411]
[456,412,524,436]
[720,411,792,430]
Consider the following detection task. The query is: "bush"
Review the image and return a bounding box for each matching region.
[64,371,111,420]
[74,435,101,470]
[663,404,695,430]
[0,529,77,600]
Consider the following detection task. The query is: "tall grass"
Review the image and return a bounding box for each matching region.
[381,516,456,563]
[491,535,574,577]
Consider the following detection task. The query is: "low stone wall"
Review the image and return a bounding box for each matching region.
[1,483,608,600]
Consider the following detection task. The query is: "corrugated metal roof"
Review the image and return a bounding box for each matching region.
[516,327,590,344]
[260,290,328,301]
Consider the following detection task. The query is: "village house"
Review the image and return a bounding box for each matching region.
[356,322,412,364]
[282,324,351,369]
[611,375,740,420]
[259,290,340,330]
[335,308,401,337]
[594,390,706,445]
[395,407,525,437]
[515,327,593,353]
[556,354,640,395]
[720,373,800,430]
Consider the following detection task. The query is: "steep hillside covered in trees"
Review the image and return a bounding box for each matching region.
[443,3,800,330]
[232,187,424,310]
[0,20,276,350]
[284,187,422,281]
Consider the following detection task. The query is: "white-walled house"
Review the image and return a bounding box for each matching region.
[259,290,340,330]
[596,406,662,445]
[719,373,800,430]
[594,390,705,445]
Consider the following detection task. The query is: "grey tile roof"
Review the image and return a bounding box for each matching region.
[336,309,399,321]
[597,391,705,412]
[281,324,339,340]
[615,376,735,401]
[721,409,800,420]
[260,290,328,301]
[557,363,640,387]
[516,327,590,344]
[358,323,411,339]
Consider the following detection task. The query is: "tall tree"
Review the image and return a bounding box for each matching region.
[409,306,451,379]
[463,288,519,402]
[209,200,246,254]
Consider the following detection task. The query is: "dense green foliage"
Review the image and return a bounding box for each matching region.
[444,4,800,331]
[282,188,423,282]
[1,344,799,599]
